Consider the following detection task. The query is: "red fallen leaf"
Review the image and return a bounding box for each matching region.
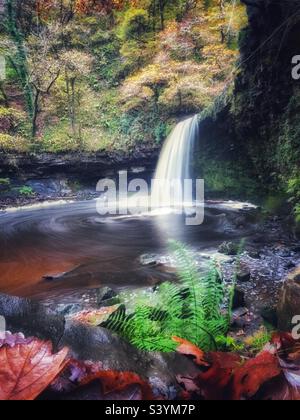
[174,337,242,400]
[175,334,300,400]
[254,335,300,400]
[49,359,155,400]
[0,338,69,400]
[56,382,144,401]
[80,371,154,400]
[231,350,281,400]
[198,352,242,398]
[173,336,209,367]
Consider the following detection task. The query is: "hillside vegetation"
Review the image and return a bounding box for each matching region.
[0,0,246,153]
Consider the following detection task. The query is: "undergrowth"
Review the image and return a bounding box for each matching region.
[104,241,237,352]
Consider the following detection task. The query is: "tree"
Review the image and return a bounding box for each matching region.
[3,0,34,118]
[27,25,62,137]
[120,8,150,41]
[59,50,93,137]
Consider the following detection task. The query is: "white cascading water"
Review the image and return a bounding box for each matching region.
[151,115,199,208]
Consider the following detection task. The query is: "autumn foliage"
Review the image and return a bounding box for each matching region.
[175,333,300,400]
[0,331,300,400]
[0,332,153,401]
[36,0,125,18]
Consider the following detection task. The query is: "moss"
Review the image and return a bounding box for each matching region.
[195,158,259,200]
[286,176,300,224]
[263,194,287,214]
[17,186,34,197]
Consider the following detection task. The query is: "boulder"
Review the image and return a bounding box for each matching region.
[218,241,239,256]
[0,292,199,398]
[232,287,246,309]
[261,305,278,327]
[58,320,199,399]
[237,266,251,283]
[96,287,119,307]
[277,268,300,331]
[54,303,85,316]
[0,293,65,346]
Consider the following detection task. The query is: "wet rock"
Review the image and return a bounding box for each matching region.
[139,254,159,267]
[231,307,249,328]
[247,250,261,259]
[0,293,65,346]
[253,235,266,244]
[218,241,239,256]
[276,248,292,258]
[232,287,246,309]
[55,304,84,316]
[278,268,300,331]
[260,305,278,327]
[96,287,118,306]
[58,320,199,398]
[237,266,251,283]
[0,292,198,398]
[284,261,296,270]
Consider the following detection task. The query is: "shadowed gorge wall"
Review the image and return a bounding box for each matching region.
[198,0,300,205]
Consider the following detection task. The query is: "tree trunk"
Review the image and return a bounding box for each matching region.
[70,77,76,136]
[32,87,40,138]
[158,0,165,31]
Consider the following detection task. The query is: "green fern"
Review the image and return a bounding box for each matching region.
[104,241,237,352]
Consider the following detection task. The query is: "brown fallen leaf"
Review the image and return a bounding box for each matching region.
[175,334,300,400]
[48,360,155,400]
[0,338,69,401]
[71,305,120,326]
[173,336,209,367]
[231,350,281,400]
[80,371,154,400]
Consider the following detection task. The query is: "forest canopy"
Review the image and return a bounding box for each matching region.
[0,0,247,153]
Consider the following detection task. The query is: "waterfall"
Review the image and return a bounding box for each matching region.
[152,115,199,208]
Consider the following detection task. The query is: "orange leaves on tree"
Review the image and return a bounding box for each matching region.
[75,0,125,15]
[0,338,69,401]
[36,0,55,20]
[36,0,125,19]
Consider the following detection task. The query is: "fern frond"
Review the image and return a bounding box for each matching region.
[105,240,235,353]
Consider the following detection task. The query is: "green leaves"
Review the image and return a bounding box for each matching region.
[105,241,233,352]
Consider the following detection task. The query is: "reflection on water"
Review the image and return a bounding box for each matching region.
[0,199,256,300]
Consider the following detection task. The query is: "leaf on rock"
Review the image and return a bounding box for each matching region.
[232,350,281,400]
[175,334,300,400]
[80,371,154,400]
[173,336,209,366]
[71,305,121,326]
[174,337,241,400]
[0,338,69,400]
[50,360,154,400]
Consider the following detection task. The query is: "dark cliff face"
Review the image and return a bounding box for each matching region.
[198,0,300,200]
[0,147,159,181]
